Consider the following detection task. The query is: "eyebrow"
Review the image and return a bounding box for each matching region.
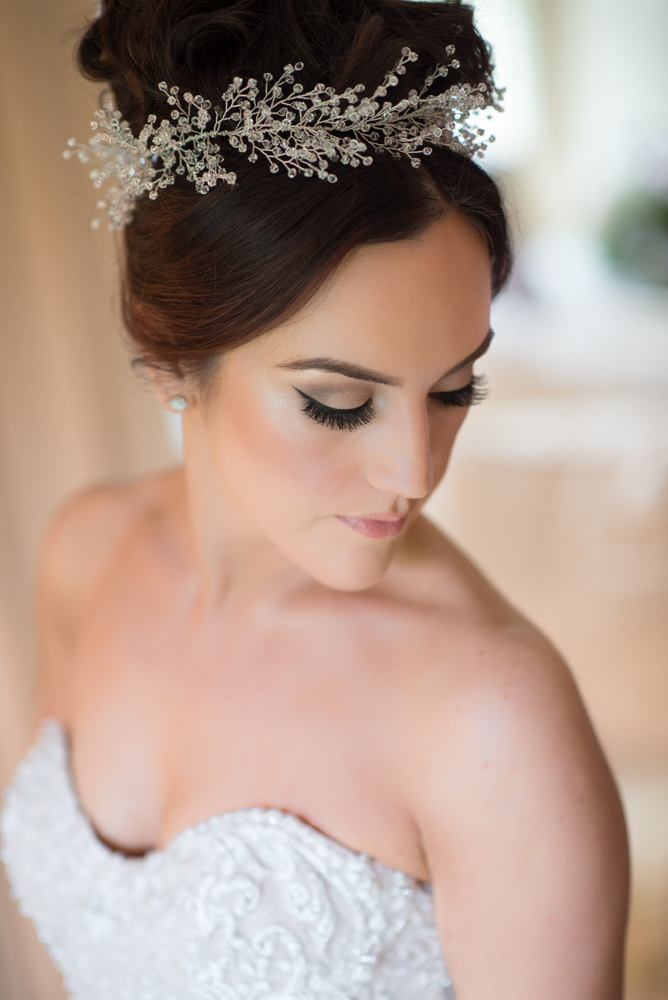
[276,328,494,386]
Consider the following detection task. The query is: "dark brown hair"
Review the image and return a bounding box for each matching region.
[78,0,512,381]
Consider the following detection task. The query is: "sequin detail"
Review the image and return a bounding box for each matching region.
[1,721,454,999]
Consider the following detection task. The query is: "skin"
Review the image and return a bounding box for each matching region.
[36,211,629,999]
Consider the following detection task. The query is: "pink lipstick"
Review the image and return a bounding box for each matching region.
[335,514,408,539]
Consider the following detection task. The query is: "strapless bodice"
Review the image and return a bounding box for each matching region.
[1,721,454,999]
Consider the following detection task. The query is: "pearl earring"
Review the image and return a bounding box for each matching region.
[169,395,188,412]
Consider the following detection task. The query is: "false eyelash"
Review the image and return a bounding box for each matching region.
[430,374,488,408]
[296,389,376,431]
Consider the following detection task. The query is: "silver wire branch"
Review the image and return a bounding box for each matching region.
[64,46,502,230]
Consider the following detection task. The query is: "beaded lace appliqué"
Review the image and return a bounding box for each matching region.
[1,722,455,1000]
[63,46,501,230]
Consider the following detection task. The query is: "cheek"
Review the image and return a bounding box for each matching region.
[211,381,354,518]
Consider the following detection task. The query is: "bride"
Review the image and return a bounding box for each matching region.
[1,1,628,998]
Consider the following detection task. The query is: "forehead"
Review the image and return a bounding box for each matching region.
[232,212,492,379]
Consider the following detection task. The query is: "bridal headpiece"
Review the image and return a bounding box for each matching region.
[64,46,502,230]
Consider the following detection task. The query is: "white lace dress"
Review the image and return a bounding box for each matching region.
[1,721,455,1000]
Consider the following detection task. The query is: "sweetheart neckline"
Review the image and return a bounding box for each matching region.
[42,719,428,883]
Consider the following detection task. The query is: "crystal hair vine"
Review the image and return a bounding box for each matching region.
[64,46,502,230]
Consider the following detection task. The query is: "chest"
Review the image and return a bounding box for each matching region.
[65,575,424,871]
[2,724,455,1000]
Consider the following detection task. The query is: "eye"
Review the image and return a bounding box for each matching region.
[296,389,376,431]
[429,374,488,408]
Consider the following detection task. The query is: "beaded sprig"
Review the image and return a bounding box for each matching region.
[64,46,501,230]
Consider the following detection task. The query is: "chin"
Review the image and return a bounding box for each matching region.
[294,541,397,593]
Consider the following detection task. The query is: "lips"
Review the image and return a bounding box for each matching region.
[335,514,408,539]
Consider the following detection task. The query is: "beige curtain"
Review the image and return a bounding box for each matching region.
[1,2,173,995]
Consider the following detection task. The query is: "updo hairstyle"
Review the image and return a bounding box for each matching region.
[78,0,512,384]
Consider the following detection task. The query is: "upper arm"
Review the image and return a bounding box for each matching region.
[35,486,140,724]
[410,632,629,1000]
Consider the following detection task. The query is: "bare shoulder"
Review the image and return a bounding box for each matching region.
[35,468,182,722]
[394,515,622,824]
[394,512,583,690]
[392,516,629,998]
[40,469,181,619]
[406,593,620,834]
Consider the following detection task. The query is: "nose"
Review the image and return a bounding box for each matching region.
[364,404,434,500]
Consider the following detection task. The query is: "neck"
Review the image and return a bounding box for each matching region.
[179,409,309,611]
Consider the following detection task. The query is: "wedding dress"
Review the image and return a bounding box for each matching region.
[1,721,455,999]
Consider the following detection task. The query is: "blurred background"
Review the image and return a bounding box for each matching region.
[1,0,666,996]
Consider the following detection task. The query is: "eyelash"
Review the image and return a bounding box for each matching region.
[296,375,488,432]
[296,390,376,431]
[429,374,488,408]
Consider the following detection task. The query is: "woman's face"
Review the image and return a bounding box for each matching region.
[189,210,492,591]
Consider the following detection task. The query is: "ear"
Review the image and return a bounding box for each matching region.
[145,365,193,413]
[128,299,198,413]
